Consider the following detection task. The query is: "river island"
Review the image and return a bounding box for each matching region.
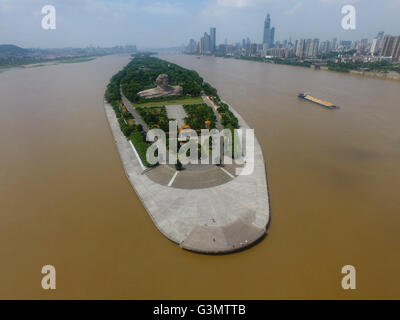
[103,54,270,254]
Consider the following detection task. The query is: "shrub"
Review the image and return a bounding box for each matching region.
[175,159,183,171]
[130,130,155,167]
[183,104,216,130]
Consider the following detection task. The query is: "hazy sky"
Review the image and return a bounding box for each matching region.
[0,0,399,48]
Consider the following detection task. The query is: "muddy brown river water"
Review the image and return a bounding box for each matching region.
[0,54,399,299]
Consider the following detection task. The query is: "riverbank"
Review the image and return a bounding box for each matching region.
[0,56,97,71]
[189,54,400,82]
[348,69,400,80]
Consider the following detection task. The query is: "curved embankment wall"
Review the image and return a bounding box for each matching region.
[103,98,270,254]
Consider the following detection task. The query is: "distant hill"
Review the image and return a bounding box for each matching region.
[0,45,29,55]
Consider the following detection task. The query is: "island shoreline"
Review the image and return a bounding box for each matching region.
[186,54,400,82]
[103,95,271,254]
[103,56,270,254]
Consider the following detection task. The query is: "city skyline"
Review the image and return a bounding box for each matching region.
[186,12,399,64]
[1,0,400,49]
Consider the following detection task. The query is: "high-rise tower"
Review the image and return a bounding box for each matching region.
[263,14,271,45]
[263,14,275,48]
[210,28,216,53]
[270,27,275,47]
[380,35,400,61]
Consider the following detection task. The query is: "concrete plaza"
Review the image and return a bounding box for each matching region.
[104,99,270,253]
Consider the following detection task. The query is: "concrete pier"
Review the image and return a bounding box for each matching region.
[103,99,270,254]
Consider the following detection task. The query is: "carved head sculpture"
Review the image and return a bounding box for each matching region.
[156,74,170,89]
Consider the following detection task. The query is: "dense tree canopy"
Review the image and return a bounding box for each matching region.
[136,106,170,132]
[119,55,205,103]
[104,54,240,166]
[183,104,216,130]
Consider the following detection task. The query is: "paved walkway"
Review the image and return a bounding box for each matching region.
[146,164,237,189]
[202,94,223,131]
[165,105,187,128]
[104,97,270,254]
[120,88,149,132]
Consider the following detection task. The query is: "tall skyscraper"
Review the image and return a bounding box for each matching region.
[360,38,368,52]
[340,40,352,50]
[270,27,275,47]
[380,35,394,56]
[380,35,400,61]
[200,37,205,54]
[371,31,385,56]
[307,38,320,57]
[296,39,305,58]
[377,31,385,41]
[263,14,271,45]
[263,14,275,48]
[370,38,378,55]
[318,40,330,54]
[394,39,400,62]
[331,38,337,50]
[210,28,216,53]
[304,39,312,57]
[200,32,211,54]
[186,39,197,54]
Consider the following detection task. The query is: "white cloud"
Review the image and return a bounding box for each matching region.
[141,1,184,14]
[78,0,184,16]
[217,0,255,7]
[216,0,275,7]
[284,1,302,15]
[318,0,359,4]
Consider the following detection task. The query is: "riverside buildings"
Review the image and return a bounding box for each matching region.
[185,16,399,64]
[187,28,217,54]
[380,35,400,61]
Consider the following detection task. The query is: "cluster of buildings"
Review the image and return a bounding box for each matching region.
[187,28,217,55]
[185,14,400,64]
[378,35,400,62]
[0,44,138,66]
[185,15,276,56]
[270,34,400,63]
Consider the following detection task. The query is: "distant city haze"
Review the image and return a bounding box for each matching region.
[0,0,399,49]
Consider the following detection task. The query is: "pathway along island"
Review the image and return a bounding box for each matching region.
[104,55,270,253]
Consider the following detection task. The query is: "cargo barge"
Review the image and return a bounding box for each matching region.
[298,93,338,109]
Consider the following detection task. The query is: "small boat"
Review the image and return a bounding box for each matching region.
[298,92,338,110]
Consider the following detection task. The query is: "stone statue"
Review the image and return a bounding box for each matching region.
[138,74,183,99]
[156,74,170,90]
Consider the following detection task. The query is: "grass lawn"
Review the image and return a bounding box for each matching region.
[133,96,203,107]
